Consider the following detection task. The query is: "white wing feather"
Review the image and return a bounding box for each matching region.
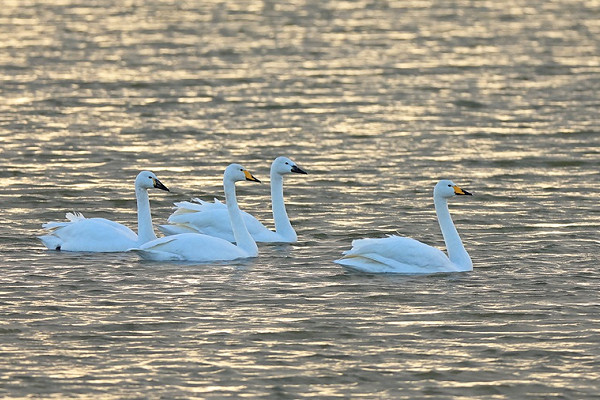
[132,232,251,262]
[39,214,138,252]
[159,198,278,242]
[335,235,460,274]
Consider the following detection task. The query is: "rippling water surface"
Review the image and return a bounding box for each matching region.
[1,0,599,398]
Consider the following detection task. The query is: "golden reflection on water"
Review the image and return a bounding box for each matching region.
[1,0,600,398]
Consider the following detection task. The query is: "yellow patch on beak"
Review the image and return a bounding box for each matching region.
[244,170,261,183]
[453,185,472,195]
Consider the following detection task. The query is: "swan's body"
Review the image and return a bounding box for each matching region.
[131,164,260,262]
[39,171,169,252]
[335,180,473,274]
[158,156,306,243]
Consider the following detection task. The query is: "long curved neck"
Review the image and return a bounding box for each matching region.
[434,195,472,269]
[224,179,258,256]
[135,186,157,243]
[270,171,297,241]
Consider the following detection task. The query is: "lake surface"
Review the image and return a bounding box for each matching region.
[1,0,599,398]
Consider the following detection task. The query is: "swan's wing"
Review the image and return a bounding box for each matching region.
[336,235,457,274]
[87,217,138,238]
[335,253,422,274]
[157,223,199,236]
[130,236,184,260]
[165,201,276,243]
[166,208,237,241]
[39,216,138,252]
[239,214,283,242]
[133,232,249,262]
[169,198,225,214]
[43,213,136,238]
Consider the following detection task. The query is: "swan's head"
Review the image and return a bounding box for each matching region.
[272,156,307,175]
[434,180,471,199]
[224,163,261,184]
[135,171,170,192]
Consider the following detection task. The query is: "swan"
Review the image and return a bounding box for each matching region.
[335,180,473,274]
[131,163,261,262]
[157,156,307,243]
[39,171,170,252]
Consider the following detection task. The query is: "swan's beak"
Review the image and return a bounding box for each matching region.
[244,170,261,183]
[153,178,170,192]
[453,185,471,196]
[291,165,307,174]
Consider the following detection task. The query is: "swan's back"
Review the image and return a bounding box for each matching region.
[171,198,225,214]
[336,235,462,274]
[133,232,252,262]
[166,206,235,241]
[162,199,277,242]
[39,214,138,252]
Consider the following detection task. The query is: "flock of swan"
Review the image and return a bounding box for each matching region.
[39,156,473,274]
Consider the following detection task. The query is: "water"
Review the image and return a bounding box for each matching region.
[1,0,599,398]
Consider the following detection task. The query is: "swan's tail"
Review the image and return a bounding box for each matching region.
[38,234,63,251]
[42,212,86,229]
[197,197,224,205]
[66,212,85,221]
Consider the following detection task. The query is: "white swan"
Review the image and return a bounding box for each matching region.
[131,163,260,262]
[335,180,473,274]
[39,171,170,252]
[157,156,307,243]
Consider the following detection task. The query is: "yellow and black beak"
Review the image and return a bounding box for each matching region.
[244,170,261,183]
[453,185,471,196]
[153,178,170,192]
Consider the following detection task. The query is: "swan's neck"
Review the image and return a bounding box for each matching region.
[270,172,297,241]
[434,196,472,269]
[135,187,157,244]
[224,179,258,256]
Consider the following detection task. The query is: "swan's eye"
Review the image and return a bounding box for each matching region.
[148,176,152,179]
[448,184,452,187]
[285,162,289,165]
[240,168,244,171]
